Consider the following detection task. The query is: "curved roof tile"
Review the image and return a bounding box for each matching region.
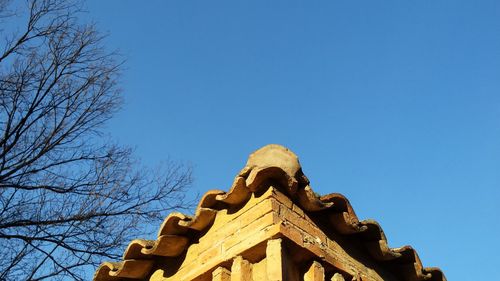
[94,144,446,281]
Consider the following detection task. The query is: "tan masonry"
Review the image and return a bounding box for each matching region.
[94,145,446,281]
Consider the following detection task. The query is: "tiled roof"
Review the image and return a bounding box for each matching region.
[94,144,446,281]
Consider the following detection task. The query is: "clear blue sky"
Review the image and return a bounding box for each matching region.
[87,1,500,280]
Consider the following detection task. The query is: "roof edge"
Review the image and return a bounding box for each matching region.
[94,144,446,281]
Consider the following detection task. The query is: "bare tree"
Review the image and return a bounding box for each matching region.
[0,1,192,280]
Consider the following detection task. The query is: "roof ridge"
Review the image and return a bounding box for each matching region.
[94,144,446,281]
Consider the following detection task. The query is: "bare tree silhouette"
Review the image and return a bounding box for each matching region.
[0,1,192,280]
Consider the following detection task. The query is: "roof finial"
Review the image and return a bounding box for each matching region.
[238,144,307,193]
[244,144,301,178]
